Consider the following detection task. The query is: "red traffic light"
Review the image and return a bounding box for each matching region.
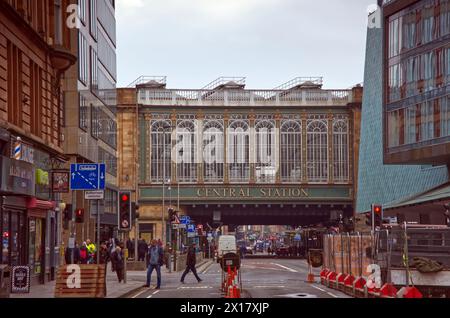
[374,205,382,214]
[76,209,83,216]
[121,194,129,202]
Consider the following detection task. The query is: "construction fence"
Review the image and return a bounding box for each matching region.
[323,233,374,277]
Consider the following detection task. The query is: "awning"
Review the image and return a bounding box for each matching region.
[384,182,450,211]
[27,198,56,210]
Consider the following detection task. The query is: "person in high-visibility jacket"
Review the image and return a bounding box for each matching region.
[86,239,97,264]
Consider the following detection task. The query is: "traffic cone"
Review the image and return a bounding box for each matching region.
[307,262,315,283]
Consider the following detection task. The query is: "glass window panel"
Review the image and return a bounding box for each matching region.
[255,120,276,183]
[203,120,224,183]
[176,120,197,183]
[228,120,250,183]
[281,120,302,183]
[1,212,9,264]
[307,118,328,183]
[151,120,172,183]
[333,118,349,183]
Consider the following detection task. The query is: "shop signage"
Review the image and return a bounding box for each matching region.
[11,266,31,294]
[12,142,34,164]
[140,185,352,202]
[52,170,70,193]
[36,169,49,186]
[0,156,35,196]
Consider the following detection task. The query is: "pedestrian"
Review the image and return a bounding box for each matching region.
[138,238,147,262]
[144,239,164,289]
[127,239,134,259]
[79,242,89,264]
[111,246,125,283]
[65,243,80,264]
[86,239,96,264]
[180,243,203,284]
[99,242,110,265]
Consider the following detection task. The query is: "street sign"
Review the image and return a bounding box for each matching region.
[180,216,191,225]
[85,190,105,200]
[90,200,105,216]
[172,224,180,230]
[187,224,195,233]
[11,266,30,294]
[68,237,75,249]
[70,164,106,191]
[179,224,187,229]
[188,232,196,238]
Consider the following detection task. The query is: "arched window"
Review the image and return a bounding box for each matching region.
[281,120,302,183]
[176,119,197,183]
[307,118,328,183]
[255,120,276,183]
[151,120,172,183]
[203,120,224,183]
[333,118,349,183]
[228,120,250,182]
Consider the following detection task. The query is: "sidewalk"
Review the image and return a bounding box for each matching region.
[10,260,213,298]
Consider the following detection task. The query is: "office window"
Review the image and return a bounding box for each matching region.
[388,110,400,148]
[405,106,417,144]
[422,4,435,44]
[402,11,416,50]
[91,104,99,139]
[281,119,302,183]
[406,56,419,97]
[78,0,87,24]
[228,119,250,183]
[79,95,88,131]
[441,96,450,137]
[203,119,224,183]
[420,101,434,141]
[389,64,401,102]
[78,33,88,85]
[389,17,400,58]
[90,47,98,93]
[422,52,435,91]
[89,0,98,40]
[151,120,172,183]
[307,116,328,183]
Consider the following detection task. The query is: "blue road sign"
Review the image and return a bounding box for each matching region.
[70,164,106,191]
[187,224,195,233]
[180,216,191,225]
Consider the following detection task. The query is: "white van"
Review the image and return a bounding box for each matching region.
[216,235,237,260]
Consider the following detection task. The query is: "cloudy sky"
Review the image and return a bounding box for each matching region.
[116,0,376,89]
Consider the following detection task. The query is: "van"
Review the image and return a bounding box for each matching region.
[216,235,237,260]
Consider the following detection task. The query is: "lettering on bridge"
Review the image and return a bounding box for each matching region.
[196,187,309,199]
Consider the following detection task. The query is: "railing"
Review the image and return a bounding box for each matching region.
[201,77,246,90]
[274,77,323,90]
[128,76,167,88]
[137,89,353,106]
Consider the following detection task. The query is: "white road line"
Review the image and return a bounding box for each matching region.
[153,290,160,295]
[270,263,299,273]
[327,292,338,298]
[311,285,326,293]
[132,289,149,299]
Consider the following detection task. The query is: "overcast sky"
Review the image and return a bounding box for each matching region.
[116,0,376,89]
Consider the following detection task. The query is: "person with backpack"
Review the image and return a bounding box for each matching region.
[143,239,164,289]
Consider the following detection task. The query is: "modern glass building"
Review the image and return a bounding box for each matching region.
[356,5,448,217]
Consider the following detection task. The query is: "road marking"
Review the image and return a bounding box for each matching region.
[132,289,149,299]
[270,263,299,273]
[327,292,338,298]
[178,286,213,290]
[147,290,160,298]
[252,286,286,289]
[311,285,326,293]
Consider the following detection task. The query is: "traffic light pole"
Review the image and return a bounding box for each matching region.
[371,204,375,234]
[97,199,100,265]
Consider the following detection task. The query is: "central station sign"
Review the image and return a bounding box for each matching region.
[140,185,352,202]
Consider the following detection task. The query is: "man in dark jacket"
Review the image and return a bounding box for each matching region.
[144,240,164,289]
[65,243,80,264]
[138,239,147,261]
[111,246,125,283]
[180,243,202,284]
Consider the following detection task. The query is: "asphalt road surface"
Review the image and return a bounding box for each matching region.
[128,258,350,299]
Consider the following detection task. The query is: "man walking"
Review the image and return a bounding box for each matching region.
[144,240,164,289]
[181,243,202,284]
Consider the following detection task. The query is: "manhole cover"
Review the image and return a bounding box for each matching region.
[277,293,318,298]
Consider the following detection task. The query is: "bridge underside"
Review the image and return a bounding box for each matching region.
[184,204,353,227]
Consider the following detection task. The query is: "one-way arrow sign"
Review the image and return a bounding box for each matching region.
[70,164,106,191]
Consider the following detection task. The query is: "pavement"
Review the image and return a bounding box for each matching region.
[10,259,213,299]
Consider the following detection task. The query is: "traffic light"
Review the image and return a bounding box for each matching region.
[119,191,131,230]
[372,204,383,228]
[75,209,84,223]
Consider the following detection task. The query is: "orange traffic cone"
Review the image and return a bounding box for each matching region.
[234,286,241,298]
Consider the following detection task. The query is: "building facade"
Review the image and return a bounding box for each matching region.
[0,0,76,284]
[118,77,362,243]
[62,0,118,246]
[384,0,450,165]
[356,6,448,220]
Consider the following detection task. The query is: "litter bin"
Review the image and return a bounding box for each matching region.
[0,265,11,298]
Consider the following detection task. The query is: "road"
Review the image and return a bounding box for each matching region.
[128,258,350,299]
